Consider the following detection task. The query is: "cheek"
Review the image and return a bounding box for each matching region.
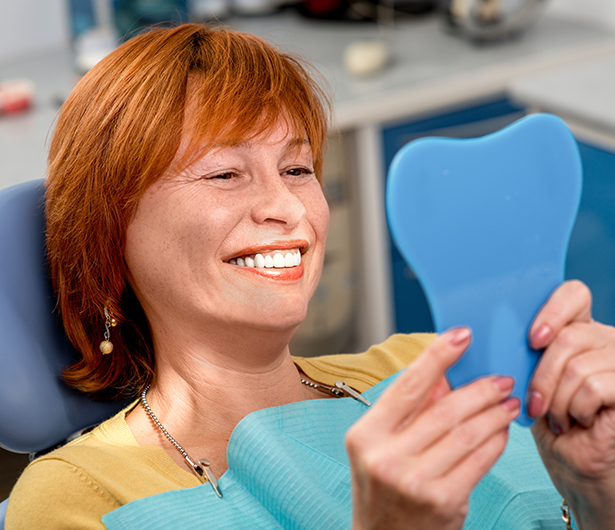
[306,186,330,241]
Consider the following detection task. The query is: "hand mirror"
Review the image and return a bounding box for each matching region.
[386,113,582,426]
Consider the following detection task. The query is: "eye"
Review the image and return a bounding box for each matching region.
[284,167,314,178]
[207,172,235,180]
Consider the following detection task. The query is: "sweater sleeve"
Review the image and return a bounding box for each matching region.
[5,458,120,530]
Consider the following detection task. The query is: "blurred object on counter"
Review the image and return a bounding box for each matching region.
[441,0,549,41]
[74,26,119,73]
[114,0,190,39]
[191,0,230,20]
[69,0,119,73]
[296,0,436,21]
[343,39,390,76]
[0,80,35,116]
[231,0,280,16]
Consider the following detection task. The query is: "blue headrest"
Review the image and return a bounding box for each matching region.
[0,180,130,454]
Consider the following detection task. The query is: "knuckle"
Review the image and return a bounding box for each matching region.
[582,376,603,401]
[554,325,580,352]
[401,475,446,507]
[454,422,479,449]
[567,279,592,306]
[566,354,591,381]
[429,402,456,432]
[604,323,615,345]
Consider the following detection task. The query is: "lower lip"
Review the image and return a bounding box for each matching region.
[234,264,304,282]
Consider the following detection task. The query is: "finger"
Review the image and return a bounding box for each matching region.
[409,396,519,478]
[569,373,615,428]
[398,428,510,511]
[529,280,593,350]
[359,327,471,438]
[548,347,615,431]
[528,322,613,419]
[395,375,515,453]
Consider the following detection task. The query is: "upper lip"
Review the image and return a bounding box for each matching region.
[224,240,309,261]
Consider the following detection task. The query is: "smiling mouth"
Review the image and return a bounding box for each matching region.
[228,249,302,269]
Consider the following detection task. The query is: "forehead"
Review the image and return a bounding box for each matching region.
[180,102,311,164]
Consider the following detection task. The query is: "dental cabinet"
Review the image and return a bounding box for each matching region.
[2,12,615,355]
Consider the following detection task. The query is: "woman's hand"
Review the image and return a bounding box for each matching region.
[528,280,615,530]
[346,328,520,530]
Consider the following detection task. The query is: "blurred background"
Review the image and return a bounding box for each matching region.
[3,0,615,501]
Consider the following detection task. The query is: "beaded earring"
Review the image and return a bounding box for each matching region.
[99,306,118,355]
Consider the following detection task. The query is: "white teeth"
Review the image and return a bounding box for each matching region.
[231,250,302,269]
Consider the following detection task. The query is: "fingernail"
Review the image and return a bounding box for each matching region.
[493,376,514,393]
[531,325,551,350]
[502,397,520,412]
[527,391,544,418]
[547,414,563,435]
[448,327,471,346]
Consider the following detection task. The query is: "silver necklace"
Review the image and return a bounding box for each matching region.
[140,385,223,498]
[140,379,370,499]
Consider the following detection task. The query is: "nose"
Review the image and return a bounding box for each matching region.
[251,174,307,229]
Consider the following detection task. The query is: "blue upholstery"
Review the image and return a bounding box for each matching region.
[0,180,131,529]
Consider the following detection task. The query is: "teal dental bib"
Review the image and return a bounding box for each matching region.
[386,113,582,426]
[102,373,574,529]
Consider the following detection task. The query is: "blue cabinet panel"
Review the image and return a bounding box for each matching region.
[566,142,615,326]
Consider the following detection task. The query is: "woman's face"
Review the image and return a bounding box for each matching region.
[124,118,330,341]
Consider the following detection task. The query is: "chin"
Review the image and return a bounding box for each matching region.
[245,306,308,334]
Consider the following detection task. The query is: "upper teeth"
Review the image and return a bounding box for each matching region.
[229,250,301,269]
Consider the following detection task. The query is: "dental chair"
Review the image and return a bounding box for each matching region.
[0,180,131,530]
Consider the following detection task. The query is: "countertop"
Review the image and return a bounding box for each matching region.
[510,52,615,146]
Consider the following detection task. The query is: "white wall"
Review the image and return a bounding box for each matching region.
[546,0,615,30]
[0,0,69,63]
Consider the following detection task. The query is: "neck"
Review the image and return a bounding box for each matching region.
[126,324,315,476]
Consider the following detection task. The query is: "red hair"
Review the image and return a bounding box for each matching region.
[45,23,331,397]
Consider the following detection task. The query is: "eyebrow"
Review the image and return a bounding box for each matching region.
[220,138,311,151]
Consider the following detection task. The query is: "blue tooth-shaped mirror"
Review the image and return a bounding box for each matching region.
[386,113,582,426]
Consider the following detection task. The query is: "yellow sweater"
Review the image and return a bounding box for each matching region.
[6,333,433,530]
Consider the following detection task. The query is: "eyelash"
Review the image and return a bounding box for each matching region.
[285,167,314,178]
[204,167,314,180]
[209,172,235,180]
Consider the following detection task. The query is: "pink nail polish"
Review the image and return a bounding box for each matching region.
[531,325,551,350]
[502,397,520,412]
[449,327,471,346]
[493,377,514,393]
[527,391,543,418]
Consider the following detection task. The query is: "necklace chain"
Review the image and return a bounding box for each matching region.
[140,385,222,497]
[300,378,345,397]
[140,378,370,499]
[302,378,373,407]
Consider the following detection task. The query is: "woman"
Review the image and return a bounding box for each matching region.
[6,23,615,530]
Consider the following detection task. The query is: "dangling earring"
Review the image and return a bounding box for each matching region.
[99,306,117,355]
